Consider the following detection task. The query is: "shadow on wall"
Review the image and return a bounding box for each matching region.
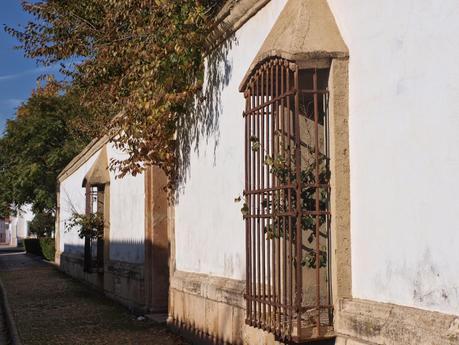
[63,239,145,263]
[169,319,236,345]
[169,318,337,345]
[175,34,237,196]
[61,239,169,313]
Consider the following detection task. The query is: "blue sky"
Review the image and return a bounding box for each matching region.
[0,1,61,133]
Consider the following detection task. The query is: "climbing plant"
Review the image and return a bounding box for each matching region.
[65,212,104,240]
[241,135,330,269]
[6,0,222,191]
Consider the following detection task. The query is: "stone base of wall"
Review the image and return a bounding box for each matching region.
[104,259,145,312]
[335,298,459,345]
[169,271,287,345]
[60,252,104,289]
[170,272,459,345]
[169,271,245,345]
[59,252,145,312]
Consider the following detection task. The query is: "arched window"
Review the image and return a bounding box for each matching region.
[243,58,333,342]
[83,184,105,273]
[82,147,109,274]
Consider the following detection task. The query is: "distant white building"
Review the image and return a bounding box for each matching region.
[9,204,34,246]
[0,218,10,244]
[0,205,35,246]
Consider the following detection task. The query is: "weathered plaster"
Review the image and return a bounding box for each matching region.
[327,0,459,315]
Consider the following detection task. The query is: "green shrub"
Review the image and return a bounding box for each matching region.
[39,238,55,261]
[23,238,55,261]
[29,212,55,238]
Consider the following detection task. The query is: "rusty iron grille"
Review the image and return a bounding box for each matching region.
[84,185,104,273]
[243,59,333,342]
[85,186,101,214]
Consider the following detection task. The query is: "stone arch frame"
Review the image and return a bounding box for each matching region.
[82,146,111,274]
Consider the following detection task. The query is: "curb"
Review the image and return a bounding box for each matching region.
[0,279,22,345]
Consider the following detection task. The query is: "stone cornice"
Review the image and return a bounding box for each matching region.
[57,135,109,183]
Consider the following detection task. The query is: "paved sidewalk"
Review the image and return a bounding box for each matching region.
[0,292,11,345]
[0,248,189,345]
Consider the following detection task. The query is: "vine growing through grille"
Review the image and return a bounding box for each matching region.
[243,135,330,269]
[241,59,333,341]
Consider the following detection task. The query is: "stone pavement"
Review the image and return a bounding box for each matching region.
[0,247,189,345]
[0,289,11,345]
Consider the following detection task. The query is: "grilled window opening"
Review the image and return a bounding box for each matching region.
[243,58,333,342]
[84,184,105,273]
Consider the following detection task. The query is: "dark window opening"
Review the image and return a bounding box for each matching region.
[84,184,105,273]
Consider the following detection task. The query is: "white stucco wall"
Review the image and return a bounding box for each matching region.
[59,143,145,263]
[327,0,459,315]
[175,0,287,280]
[60,150,101,255]
[107,145,145,264]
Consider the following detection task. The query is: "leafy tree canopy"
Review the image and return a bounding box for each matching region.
[0,82,93,218]
[6,0,221,191]
[29,210,55,237]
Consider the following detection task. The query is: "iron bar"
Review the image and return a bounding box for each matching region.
[256,75,262,327]
[245,89,251,324]
[251,82,257,325]
[293,65,302,337]
[260,66,267,327]
[271,61,278,331]
[266,61,272,330]
[313,69,321,334]
[299,89,328,94]
[277,61,283,334]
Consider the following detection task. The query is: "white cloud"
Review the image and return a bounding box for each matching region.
[0,65,59,82]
